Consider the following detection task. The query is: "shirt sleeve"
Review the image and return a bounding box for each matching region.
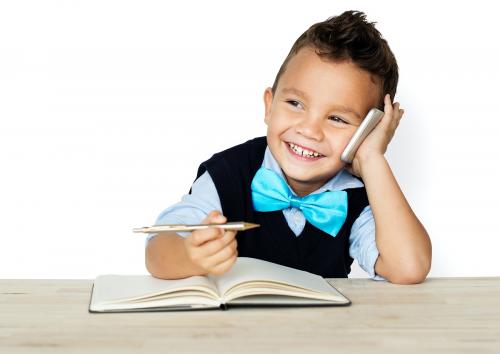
[349,205,387,281]
[144,171,222,247]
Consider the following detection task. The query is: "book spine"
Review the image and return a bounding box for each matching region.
[219,303,228,311]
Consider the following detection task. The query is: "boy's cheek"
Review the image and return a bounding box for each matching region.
[325,133,351,153]
[266,123,287,142]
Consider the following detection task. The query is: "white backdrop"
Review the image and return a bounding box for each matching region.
[1,1,499,278]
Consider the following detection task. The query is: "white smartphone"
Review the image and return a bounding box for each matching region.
[340,108,384,164]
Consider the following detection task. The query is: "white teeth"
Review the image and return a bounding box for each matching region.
[288,142,322,158]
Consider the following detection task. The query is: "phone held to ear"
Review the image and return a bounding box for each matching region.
[340,108,384,164]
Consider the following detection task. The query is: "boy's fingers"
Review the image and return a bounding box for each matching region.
[210,254,238,276]
[382,94,405,133]
[189,211,227,246]
[384,93,393,111]
[378,94,391,128]
[200,230,237,257]
[384,95,395,116]
[208,247,238,275]
[391,103,404,129]
[206,238,237,266]
[189,227,223,246]
[204,234,237,266]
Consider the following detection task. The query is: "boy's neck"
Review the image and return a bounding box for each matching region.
[284,176,325,197]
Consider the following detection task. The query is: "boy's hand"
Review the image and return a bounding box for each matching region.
[183,210,238,276]
[346,93,404,178]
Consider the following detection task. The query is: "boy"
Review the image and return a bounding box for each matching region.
[145,10,432,284]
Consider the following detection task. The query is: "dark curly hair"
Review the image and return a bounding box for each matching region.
[271,10,399,109]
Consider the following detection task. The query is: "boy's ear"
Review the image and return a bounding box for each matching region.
[263,87,273,125]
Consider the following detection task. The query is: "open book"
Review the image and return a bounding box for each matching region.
[89,257,350,312]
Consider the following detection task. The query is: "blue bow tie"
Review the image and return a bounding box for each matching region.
[251,167,348,237]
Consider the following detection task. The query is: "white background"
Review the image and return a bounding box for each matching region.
[1,1,499,278]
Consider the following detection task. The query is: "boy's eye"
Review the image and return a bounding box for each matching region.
[286,100,303,109]
[286,100,348,125]
[328,116,347,124]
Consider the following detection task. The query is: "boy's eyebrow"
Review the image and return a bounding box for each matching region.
[281,87,362,121]
[282,87,312,101]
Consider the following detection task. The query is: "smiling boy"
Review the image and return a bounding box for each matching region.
[145,10,432,284]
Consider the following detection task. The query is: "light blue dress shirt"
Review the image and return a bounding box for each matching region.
[147,146,386,281]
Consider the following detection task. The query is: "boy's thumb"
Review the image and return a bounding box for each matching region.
[205,210,226,224]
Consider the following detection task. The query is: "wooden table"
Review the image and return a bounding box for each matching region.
[1,277,499,353]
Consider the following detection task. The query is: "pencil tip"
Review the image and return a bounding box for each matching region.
[243,222,260,230]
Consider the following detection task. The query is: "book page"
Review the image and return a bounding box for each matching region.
[210,257,343,299]
[92,274,219,305]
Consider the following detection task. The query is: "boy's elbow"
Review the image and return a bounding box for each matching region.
[390,271,426,285]
[396,244,432,284]
[389,263,430,285]
[376,255,430,285]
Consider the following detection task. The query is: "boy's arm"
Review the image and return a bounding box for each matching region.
[146,211,238,279]
[360,154,432,284]
[348,94,431,284]
[145,170,230,279]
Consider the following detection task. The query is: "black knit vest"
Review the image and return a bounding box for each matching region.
[190,136,369,278]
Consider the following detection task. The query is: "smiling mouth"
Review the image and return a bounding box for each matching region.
[285,141,325,159]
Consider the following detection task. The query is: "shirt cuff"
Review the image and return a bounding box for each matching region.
[365,248,387,281]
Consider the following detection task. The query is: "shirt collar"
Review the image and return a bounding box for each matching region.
[262,146,364,196]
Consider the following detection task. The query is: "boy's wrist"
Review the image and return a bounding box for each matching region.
[357,152,386,178]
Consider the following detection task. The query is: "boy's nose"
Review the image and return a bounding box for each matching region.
[295,116,324,141]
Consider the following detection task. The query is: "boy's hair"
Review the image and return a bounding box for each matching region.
[271,10,399,109]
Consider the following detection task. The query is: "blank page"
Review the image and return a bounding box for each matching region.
[92,274,218,305]
[210,257,343,298]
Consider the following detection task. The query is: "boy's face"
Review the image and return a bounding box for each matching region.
[264,46,382,197]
